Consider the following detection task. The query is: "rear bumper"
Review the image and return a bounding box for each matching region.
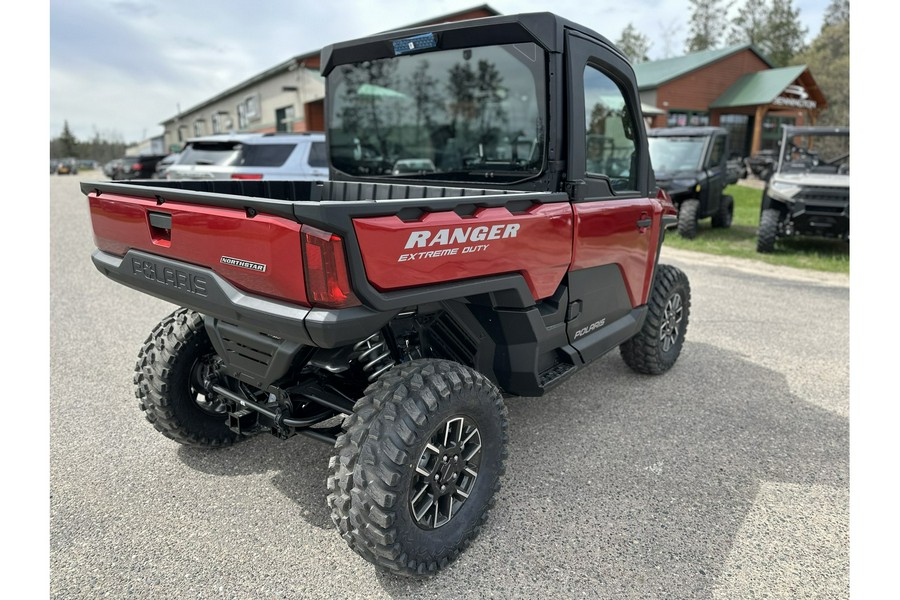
[92,249,395,348]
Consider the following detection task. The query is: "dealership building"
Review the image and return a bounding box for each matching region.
[159,5,826,159]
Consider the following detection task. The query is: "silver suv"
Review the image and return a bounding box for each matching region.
[166,132,328,181]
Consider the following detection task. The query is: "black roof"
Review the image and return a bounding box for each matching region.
[320,12,626,76]
[647,127,727,137]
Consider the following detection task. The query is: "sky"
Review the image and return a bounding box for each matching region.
[49,0,835,144]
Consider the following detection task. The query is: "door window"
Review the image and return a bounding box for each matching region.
[707,136,726,168]
[583,66,638,192]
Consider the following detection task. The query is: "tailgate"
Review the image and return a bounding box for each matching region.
[88,192,308,305]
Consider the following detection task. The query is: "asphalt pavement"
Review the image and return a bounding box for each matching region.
[48,173,849,599]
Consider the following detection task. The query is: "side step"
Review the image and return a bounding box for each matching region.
[538,362,576,390]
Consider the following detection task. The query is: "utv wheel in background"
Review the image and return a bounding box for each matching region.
[711,194,734,228]
[620,264,690,375]
[134,308,244,447]
[756,208,780,253]
[677,199,700,239]
[327,359,508,577]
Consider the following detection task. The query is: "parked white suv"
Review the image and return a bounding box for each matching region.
[166,132,328,181]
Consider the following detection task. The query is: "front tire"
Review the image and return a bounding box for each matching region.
[756,208,780,253]
[677,199,700,239]
[327,359,508,576]
[620,264,690,375]
[134,308,244,447]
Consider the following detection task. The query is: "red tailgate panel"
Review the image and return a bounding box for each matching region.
[88,192,308,305]
[353,204,573,301]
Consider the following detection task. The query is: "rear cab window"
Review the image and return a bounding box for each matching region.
[238,144,295,167]
[178,142,242,166]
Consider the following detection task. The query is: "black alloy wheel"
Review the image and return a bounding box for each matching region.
[410,416,482,530]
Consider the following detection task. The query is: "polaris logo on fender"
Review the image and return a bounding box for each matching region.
[220,256,267,272]
[404,223,521,249]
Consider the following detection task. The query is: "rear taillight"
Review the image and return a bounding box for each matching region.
[131,163,142,172]
[301,225,360,309]
[231,173,263,180]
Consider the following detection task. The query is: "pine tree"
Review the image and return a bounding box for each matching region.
[764,0,808,67]
[822,0,849,28]
[792,1,849,125]
[727,0,770,47]
[616,23,652,63]
[58,121,79,158]
[727,0,807,66]
[686,0,733,52]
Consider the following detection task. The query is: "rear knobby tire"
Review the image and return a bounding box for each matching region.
[711,194,734,228]
[134,308,244,447]
[327,359,508,577]
[620,264,690,375]
[677,199,700,239]
[756,208,780,253]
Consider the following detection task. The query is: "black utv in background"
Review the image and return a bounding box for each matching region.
[648,127,734,239]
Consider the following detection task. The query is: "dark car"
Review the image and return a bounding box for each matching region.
[648,126,734,239]
[112,155,169,180]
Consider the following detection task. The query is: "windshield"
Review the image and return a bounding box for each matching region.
[777,131,849,175]
[178,142,242,166]
[648,137,705,173]
[328,43,546,183]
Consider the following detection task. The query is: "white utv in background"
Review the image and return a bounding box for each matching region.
[757,126,849,253]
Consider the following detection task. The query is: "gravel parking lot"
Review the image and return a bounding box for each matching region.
[48,174,849,599]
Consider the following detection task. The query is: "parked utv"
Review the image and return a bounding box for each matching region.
[756,125,849,253]
[83,12,690,576]
[647,126,734,239]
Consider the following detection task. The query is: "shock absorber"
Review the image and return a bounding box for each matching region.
[353,333,396,382]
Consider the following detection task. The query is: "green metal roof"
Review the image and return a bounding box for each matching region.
[709,65,808,108]
[633,44,772,90]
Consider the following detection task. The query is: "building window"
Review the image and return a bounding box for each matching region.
[212,113,225,134]
[236,103,248,129]
[719,114,750,157]
[583,65,638,192]
[667,111,709,127]
[276,105,296,132]
[246,95,260,119]
[193,119,205,137]
[761,115,796,152]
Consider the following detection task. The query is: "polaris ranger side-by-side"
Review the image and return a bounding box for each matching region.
[83,13,691,576]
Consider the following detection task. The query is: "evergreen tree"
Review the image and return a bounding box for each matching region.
[616,23,652,63]
[764,0,807,66]
[686,0,733,52]
[58,121,79,158]
[793,2,849,125]
[728,0,807,66]
[822,0,849,28]
[727,0,770,47]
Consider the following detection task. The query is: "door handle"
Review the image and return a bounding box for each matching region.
[636,217,653,229]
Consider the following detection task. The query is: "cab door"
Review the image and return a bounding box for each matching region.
[702,133,727,214]
[564,32,660,361]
